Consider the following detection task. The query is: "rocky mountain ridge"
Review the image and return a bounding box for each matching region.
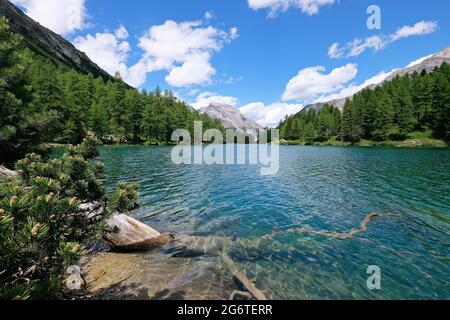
[0,0,114,81]
[199,103,264,131]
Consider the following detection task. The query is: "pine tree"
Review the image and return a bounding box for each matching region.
[373,91,394,141]
[393,76,415,138]
[412,71,434,130]
[361,90,378,139]
[0,137,140,299]
[0,17,56,165]
[431,64,450,140]
[89,100,109,139]
[304,122,316,145]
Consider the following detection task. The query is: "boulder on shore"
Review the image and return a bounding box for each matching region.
[0,165,17,181]
[104,214,173,251]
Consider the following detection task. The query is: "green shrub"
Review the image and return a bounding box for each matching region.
[0,137,133,300]
[109,182,140,212]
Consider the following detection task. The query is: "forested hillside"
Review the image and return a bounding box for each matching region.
[0,17,224,165]
[279,63,450,145]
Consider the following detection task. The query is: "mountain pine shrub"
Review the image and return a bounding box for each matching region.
[0,136,139,299]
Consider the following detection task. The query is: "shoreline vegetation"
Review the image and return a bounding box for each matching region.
[41,129,449,151]
[278,135,448,148]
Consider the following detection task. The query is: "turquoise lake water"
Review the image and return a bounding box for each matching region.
[98,145,450,300]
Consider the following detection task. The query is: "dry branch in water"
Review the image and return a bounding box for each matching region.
[292,213,381,239]
[221,252,268,301]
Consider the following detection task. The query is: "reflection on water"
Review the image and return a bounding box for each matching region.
[97,145,450,300]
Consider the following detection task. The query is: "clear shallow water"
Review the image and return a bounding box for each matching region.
[98,145,450,300]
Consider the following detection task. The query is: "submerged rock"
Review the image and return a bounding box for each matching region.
[82,251,236,300]
[173,235,230,256]
[104,214,174,251]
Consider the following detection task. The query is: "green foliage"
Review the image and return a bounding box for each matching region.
[109,182,140,212]
[0,17,57,165]
[279,62,450,144]
[0,137,135,300]
[303,122,316,145]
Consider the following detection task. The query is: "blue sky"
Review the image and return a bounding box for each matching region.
[11,0,450,126]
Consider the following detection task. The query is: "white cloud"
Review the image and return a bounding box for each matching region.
[204,11,215,20]
[327,43,342,59]
[136,20,237,87]
[328,36,385,59]
[230,27,239,40]
[240,102,303,128]
[115,25,129,40]
[74,27,148,87]
[248,0,336,16]
[282,63,358,102]
[191,92,239,110]
[390,21,438,42]
[12,0,87,35]
[165,52,216,87]
[329,20,438,59]
[74,19,236,88]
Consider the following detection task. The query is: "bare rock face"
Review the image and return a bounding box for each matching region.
[0,165,17,181]
[385,46,450,81]
[200,103,263,131]
[104,214,173,251]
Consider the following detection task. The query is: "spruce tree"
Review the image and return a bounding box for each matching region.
[0,17,56,165]
[304,122,316,145]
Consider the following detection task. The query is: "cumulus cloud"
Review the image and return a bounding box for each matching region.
[74,26,147,87]
[240,102,303,128]
[248,0,336,16]
[135,20,238,87]
[165,52,216,87]
[12,0,87,35]
[329,21,438,59]
[282,63,358,102]
[191,92,239,110]
[74,19,236,88]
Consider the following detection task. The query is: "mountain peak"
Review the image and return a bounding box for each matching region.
[200,103,264,131]
[433,46,450,59]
